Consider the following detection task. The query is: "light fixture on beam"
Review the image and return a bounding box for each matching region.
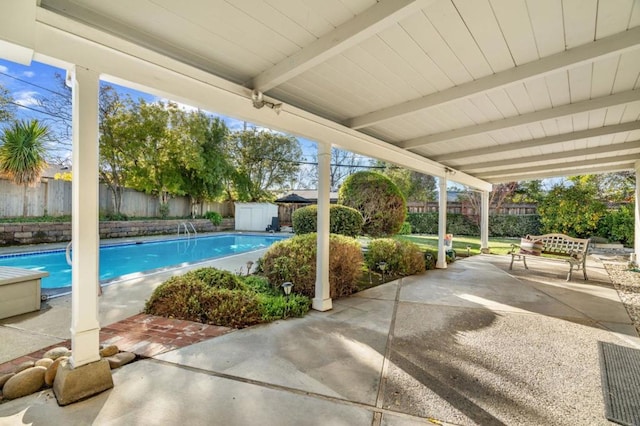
[251,90,282,115]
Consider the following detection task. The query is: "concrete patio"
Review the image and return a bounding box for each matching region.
[0,254,637,425]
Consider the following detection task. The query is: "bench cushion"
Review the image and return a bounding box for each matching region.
[519,238,543,256]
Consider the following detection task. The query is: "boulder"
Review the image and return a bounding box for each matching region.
[45,356,68,387]
[15,361,35,374]
[35,358,54,369]
[3,366,46,399]
[0,373,15,389]
[106,352,136,369]
[43,347,71,360]
[99,345,119,358]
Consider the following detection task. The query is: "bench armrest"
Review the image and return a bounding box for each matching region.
[509,243,519,255]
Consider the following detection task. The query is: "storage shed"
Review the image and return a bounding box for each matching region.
[234,203,278,232]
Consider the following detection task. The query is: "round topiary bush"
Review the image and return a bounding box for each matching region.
[338,171,406,237]
[364,238,426,276]
[260,233,363,298]
[292,204,364,237]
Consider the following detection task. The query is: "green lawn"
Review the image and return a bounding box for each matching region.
[395,234,517,256]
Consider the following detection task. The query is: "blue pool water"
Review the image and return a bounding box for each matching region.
[0,234,286,290]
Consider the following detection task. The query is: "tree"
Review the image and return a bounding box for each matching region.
[98,86,132,215]
[537,181,607,238]
[0,84,15,123]
[123,100,191,217]
[0,120,49,216]
[226,129,303,201]
[310,147,371,190]
[378,162,436,206]
[460,182,520,220]
[338,171,406,237]
[178,112,232,216]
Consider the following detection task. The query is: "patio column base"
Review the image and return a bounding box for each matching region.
[481,248,490,254]
[53,358,113,406]
[312,297,332,312]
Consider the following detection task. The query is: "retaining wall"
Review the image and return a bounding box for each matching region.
[0,218,235,246]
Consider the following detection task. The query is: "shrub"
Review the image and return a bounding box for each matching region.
[292,204,363,237]
[339,171,406,237]
[144,276,209,323]
[260,233,363,298]
[243,275,276,295]
[204,211,223,226]
[397,221,412,235]
[538,184,607,238]
[257,293,311,321]
[365,238,426,276]
[183,267,246,290]
[407,212,541,237]
[144,269,310,328]
[598,204,634,246]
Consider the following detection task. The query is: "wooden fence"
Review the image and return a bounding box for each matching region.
[0,178,232,218]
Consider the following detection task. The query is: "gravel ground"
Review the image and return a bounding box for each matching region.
[604,262,640,335]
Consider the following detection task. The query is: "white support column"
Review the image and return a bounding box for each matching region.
[69,66,101,367]
[634,161,640,264]
[436,176,447,269]
[480,190,490,254]
[313,142,332,311]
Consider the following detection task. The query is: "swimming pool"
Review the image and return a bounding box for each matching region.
[0,234,287,291]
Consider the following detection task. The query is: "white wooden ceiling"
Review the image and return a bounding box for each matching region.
[35,0,640,185]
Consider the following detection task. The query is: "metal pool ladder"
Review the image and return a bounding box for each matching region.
[178,222,197,237]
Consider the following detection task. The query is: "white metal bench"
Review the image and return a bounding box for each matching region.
[0,266,49,320]
[509,233,590,281]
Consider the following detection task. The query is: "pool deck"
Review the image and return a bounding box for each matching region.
[0,232,280,364]
[0,242,639,425]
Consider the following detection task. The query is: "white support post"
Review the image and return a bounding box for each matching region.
[634,161,640,265]
[69,66,101,367]
[436,176,447,269]
[480,190,490,254]
[313,142,332,311]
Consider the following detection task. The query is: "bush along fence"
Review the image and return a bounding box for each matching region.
[407,212,542,238]
[0,218,235,245]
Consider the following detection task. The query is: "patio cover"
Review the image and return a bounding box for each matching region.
[0,0,638,372]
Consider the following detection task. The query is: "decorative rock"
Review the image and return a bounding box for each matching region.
[43,347,71,360]
[35,358,54,369]
[15,361,35,374]
[45,356,68,387]
[106,352,136,369]
[0,373,15,389]
[3,366,46,400]
[99,345,119,358]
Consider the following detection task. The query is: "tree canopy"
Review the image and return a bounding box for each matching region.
[338,171,406,237]
[226,129,303,201]
[0,84,15,124]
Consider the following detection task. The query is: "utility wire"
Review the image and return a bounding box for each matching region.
[0,71,67,97]
[6,100,61,120]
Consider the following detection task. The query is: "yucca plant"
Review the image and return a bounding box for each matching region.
[0,120,50,216]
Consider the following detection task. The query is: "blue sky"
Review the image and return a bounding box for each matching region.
[0,58,319,163]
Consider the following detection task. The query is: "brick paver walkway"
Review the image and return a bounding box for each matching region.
[0,314,233,374]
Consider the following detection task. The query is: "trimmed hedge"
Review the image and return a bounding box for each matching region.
[260,233,363,298]
[406,212,541,237]
[338,171,406,237]
[292,204,364,237]
[364,238,426,276]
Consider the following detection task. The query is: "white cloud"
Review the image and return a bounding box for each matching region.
[14,90,40,107]
[0,65,8,74]
[22,71,35,78]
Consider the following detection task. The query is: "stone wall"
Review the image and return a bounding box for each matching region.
[0,218,235,246]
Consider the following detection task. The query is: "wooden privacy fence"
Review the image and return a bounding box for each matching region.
[0,178,232,218]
